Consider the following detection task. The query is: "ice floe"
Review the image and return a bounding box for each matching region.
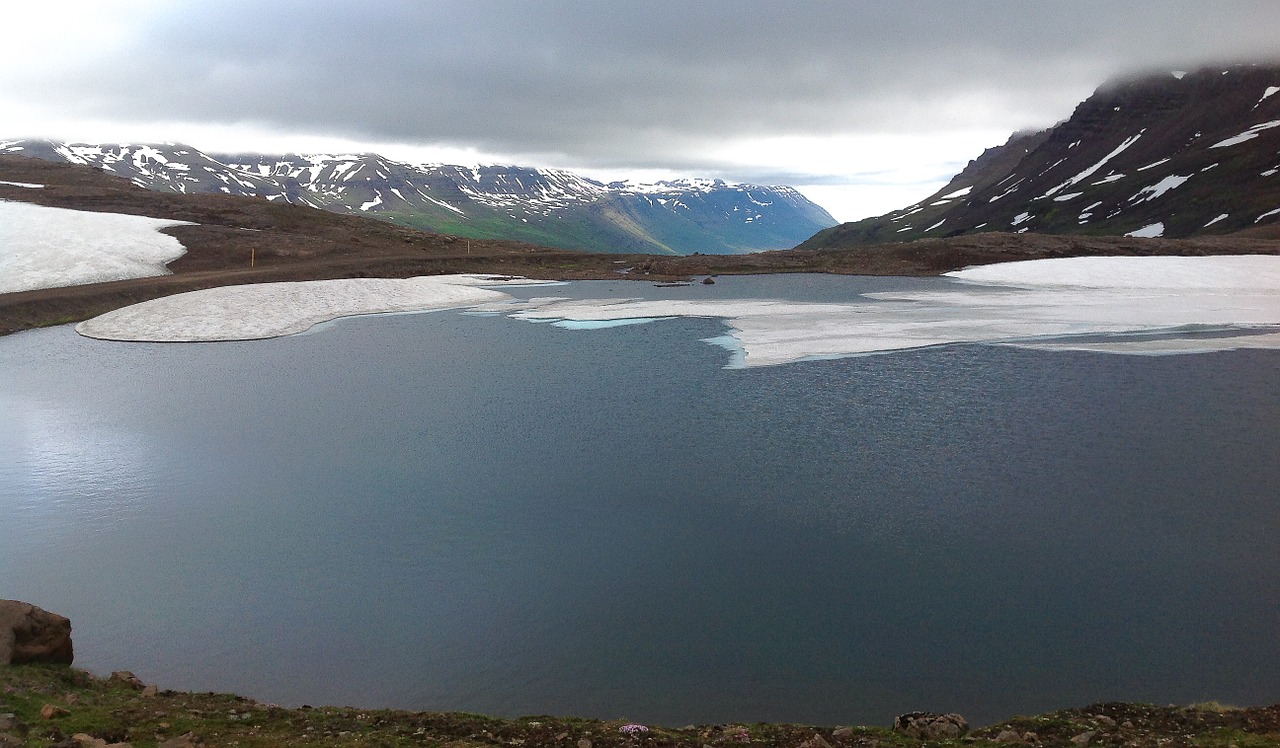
[76,275,559,341]
[72,259,1280,367]
[478,256,1280,366]
[1,200,191,293]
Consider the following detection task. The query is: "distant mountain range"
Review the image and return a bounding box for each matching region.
[801,63,1280,249]
[0,140,835,255]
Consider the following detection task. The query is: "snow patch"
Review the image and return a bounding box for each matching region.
[988,178,1024,203]
[1257,208,1280,223]
[0,181,43,188]
[1205,214,1229,227]
[76,275,561,342]
[1210,119,1280,148]
[925,219,946,231]
[1137,158,1170,172]
[1041,131,1144,198]
[1259,86,1280,105]
[1011,212,1032,226]
[422,192,465,215]
[1,200,192,293]
[940,186,972,199]
[1125,222,1165,238]
[493,256,1280,365]
[1130,174,1191,203]
[1053,192,1083,202]
[76,260,1280,366]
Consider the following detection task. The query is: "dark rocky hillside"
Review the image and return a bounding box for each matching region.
[801,63,1280,249]
[0,140,835,256]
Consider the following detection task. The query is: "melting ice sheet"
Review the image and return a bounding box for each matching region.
[479,256,1280,366]
[76,275,557,341]
[74,257,1280,366]
[0,200,191,293]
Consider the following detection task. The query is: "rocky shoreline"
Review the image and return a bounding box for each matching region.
[3,603,1278,747]
[3,664,1279,748]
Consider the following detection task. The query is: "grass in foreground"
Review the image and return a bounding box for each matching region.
[2,665,1278,747]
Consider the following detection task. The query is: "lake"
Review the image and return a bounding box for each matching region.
[2,274,1278,727]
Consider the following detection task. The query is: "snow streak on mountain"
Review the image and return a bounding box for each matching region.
[802,64,1280,249]
[0,141,835,255]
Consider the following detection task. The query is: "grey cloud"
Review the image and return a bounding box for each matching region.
[18,0,1280,173]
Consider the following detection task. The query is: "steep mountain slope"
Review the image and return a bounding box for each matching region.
[0,140,835,255]
[801,64,1280,249]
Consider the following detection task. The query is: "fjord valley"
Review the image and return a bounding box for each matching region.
[7,134,1280,339]
[802,64,1280,249]
[1,140,836,256]
[4,39,1280,748]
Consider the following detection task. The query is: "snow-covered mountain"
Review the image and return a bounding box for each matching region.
[801,63,1280,249]
[0,140,835,255]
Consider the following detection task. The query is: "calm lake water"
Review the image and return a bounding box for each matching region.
[2,275,1279,726]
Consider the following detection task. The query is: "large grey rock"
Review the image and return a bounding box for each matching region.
[0,600,73,665]
[893,711,970,740]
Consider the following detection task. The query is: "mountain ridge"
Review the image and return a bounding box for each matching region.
[0,139,835,256]
[800,63,1280,249]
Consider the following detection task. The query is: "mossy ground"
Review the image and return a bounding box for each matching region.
[2,666,1278,748]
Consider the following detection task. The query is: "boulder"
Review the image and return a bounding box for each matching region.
[108,671,146,690]
[0,600,73,665]
[40,704,69,720]
[893,712,970,740]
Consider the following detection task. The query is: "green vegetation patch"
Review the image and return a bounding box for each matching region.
[3,666,1280,747]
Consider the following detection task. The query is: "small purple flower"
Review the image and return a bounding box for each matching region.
[620,723,650,735]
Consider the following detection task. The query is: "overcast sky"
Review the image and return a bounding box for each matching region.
[4,1,1279,220]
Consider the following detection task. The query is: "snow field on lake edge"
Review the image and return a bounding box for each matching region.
[0,200,192,293]
[73,257,1280,367]
[75,275,558,342]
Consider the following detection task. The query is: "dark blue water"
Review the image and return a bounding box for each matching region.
[2,275,1278,727]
